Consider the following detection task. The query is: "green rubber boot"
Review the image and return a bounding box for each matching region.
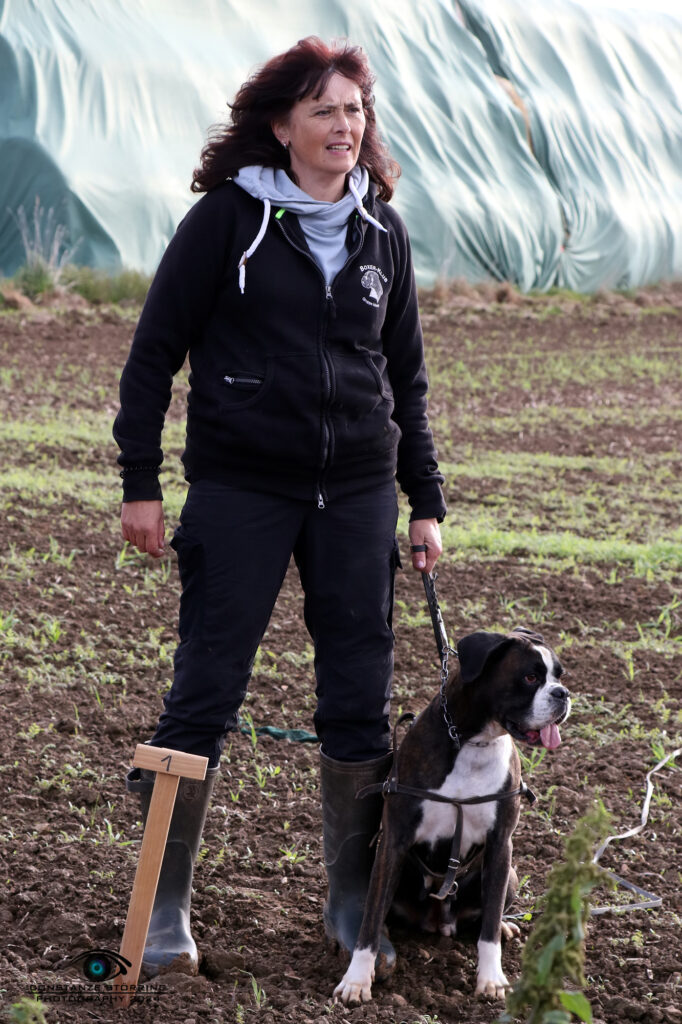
[320,749,396,980]
[126,764,218,977]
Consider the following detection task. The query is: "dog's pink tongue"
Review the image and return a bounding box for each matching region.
[540,723,561,750]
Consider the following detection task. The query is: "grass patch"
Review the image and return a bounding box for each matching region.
[0,466,187,519]
[60,265,152,305]
[438,523,682,575]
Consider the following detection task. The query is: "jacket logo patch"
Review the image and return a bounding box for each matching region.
[360,265,388,307]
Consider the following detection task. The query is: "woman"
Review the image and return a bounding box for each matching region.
[114,36,445,981]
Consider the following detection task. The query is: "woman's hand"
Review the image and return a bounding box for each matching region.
[408,518,442,574]
[121,500,166,558]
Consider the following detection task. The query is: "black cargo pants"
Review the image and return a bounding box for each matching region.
[148,479,401,767]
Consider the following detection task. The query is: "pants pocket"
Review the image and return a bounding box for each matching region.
[171,525,206,641]
[387,535,402,633]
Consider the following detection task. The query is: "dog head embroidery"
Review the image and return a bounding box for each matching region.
[361,270,383,303]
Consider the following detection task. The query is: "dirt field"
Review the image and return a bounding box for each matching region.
[1,284,681,1024]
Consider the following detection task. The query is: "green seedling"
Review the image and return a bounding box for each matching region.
[251,763,280,793]
[246,972,267,1009]
[518,745,548,776]
[651,738,668,763]
[278,843,307,865]
[620,648,636,682]
[252,646,281,680]
[253,763,281,789]
[0,609,19,633]
[281,642,314,667]
[115,542,148,570]
[240,710,259,752]
[229,779,245,803]
[8,996,48,1024]
[42,535,78,568]
[18,722,53,740]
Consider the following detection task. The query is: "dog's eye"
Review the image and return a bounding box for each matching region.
[524,674,537,684]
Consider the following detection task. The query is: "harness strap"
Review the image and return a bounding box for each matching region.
[410,842,484,890]
[358,777,536,807]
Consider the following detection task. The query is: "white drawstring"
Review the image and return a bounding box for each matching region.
[237,198,271,293]
[237,176,386,293]
[347,176,387,233]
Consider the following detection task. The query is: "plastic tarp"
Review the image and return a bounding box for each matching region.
[1,0,681,290]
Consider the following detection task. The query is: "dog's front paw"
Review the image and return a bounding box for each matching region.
[501,920,521,941]
[475,972,511,1001]
[333,949,375,1005]
[476,941,511,1000]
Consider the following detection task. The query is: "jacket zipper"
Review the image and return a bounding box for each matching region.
[276,213,367,510]
[223,374,263,386]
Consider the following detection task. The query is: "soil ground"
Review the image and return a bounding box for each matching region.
[1,284,681,1024]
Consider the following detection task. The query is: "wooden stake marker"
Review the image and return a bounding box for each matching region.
[114,745,208,1007]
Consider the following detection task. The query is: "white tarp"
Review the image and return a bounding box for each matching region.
[1,0,681,289]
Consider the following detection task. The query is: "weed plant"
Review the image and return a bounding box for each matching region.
[9,198,80,298]
[499,801,613,1024]
[7,996,48,1024]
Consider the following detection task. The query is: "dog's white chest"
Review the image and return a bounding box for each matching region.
[413,736,513,855]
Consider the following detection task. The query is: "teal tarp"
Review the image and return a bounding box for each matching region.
[1,0,681,290]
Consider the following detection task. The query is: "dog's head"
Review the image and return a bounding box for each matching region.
[456,627,571,749]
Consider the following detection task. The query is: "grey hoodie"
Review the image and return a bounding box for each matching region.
[233,164,385,287]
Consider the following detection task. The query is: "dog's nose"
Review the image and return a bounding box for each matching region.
[551,685,570,702]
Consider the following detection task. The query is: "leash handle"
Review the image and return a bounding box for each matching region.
[421,571,450,662]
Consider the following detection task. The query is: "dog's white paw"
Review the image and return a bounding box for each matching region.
[501,920,521,941]
[476,940,510,1000]
[475,975,511,1000]
[333,949,375,1005]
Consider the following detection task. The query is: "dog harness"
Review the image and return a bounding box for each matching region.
[357,712,537,901]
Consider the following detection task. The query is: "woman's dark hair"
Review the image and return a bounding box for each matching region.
[191,36,400,201]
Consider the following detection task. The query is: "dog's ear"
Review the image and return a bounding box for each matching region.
[509,626,545,645]
[457,631,512,684]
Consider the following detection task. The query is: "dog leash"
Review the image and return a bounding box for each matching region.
[421,570,463,749]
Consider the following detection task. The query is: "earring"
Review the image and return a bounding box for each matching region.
[281,139,289,149]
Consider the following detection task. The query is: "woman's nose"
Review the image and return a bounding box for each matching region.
[333,109,350,131]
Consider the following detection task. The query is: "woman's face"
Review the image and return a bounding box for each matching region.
[273,73,366,201]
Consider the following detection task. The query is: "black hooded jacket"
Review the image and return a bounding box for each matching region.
[113,179,446,521]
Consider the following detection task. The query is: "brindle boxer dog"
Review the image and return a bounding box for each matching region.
[334,627,571,1004]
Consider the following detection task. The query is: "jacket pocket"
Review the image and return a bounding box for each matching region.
[363,352,393,401]
[329,352,399,463]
